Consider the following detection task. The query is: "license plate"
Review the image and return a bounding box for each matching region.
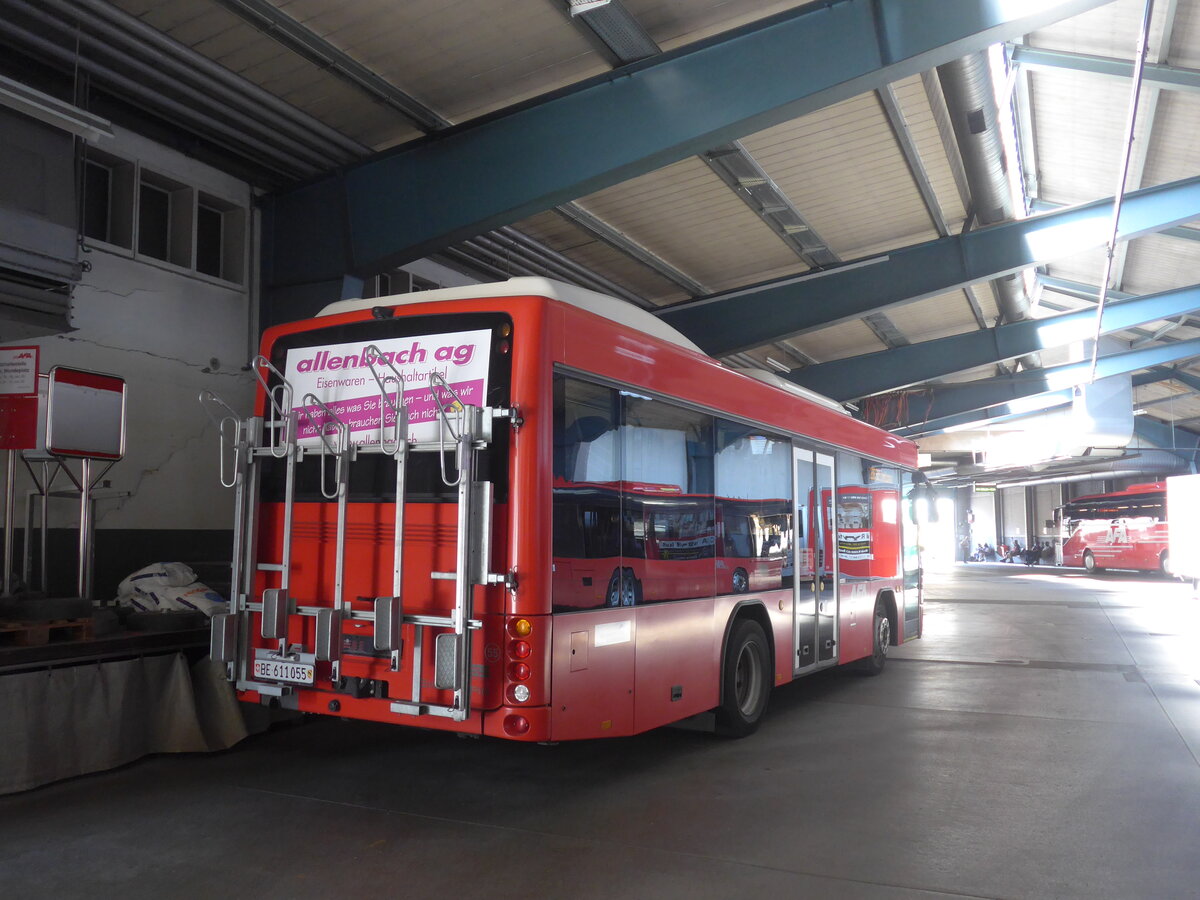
[253,658,315,686]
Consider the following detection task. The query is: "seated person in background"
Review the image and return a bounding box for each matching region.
[1005,539,1023,562]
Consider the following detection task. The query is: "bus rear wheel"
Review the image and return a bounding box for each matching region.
[606,568,640,607]
[1083,550,1101,574]
[716,618,770,737]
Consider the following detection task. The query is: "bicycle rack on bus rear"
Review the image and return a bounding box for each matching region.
[202,350,520,723]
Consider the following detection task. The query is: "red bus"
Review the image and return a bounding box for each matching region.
[1057,483,1169,575]
[207,277,923,740]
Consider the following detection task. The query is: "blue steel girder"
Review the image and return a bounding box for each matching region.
[901,371,1166,438]
[1143,365,1200,394]
[1010,45,1200,94]
[660,174,1200,356]
[793,283,1200,401]
[262,0,1117,288]
[889,338,1200,435]
[1133,419,1200,465]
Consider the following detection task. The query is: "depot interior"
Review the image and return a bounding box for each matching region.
[1,0,1200,888]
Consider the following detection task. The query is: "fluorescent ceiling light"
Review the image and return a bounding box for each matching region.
[764,356,791,373]
[569,0,612,15]
[0,74,113,143]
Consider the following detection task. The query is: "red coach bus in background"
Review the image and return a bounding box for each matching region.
[1057,483,1170,575]
[206,278,924,741]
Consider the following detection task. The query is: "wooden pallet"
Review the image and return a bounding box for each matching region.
[0,618,95,648]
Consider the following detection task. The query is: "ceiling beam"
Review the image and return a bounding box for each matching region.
[902,370,1166,437]
[1030,198,1200,242]
[1143,364,1200,394]
[877,84,951,238]
[1009,44,1200,94]
[263,0,1119,288]
[792,283,1200,401]
[888,337,1200,433]
[1133,418,1200,462]
[1135,388,1200,410]
[660,175,1200,356]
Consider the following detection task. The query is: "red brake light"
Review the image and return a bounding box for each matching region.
[509,662,531,681]
[503,714,530,736]
[510,640,531,659]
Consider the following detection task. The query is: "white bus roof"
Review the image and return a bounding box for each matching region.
[319,276,845,414]
[318,276,704,354]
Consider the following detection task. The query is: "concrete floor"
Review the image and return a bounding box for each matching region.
[3,564,1200,899]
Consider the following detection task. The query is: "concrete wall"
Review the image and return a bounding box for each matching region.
[3,124,256,595]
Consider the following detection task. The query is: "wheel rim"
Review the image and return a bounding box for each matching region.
[875,615,890,663]
[1162,552,1171,575]
[621,574,636,606]
[734,642,764,715]
[1084,552,1095,573]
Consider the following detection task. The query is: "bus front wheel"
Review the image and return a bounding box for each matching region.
[1160,550,1171,577]
[716,618,770,737]
[856,599,890,676]
[1083,550,1101,574]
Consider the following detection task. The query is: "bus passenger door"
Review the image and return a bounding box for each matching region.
[794,448,838,675]
[814,453,838,665]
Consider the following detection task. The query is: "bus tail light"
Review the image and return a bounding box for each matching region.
[509,618,532,637]
[504,617,544,706]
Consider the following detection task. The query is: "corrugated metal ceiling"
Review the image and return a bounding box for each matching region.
[4,0,1199,463]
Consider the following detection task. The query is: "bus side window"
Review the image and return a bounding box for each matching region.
[552,374,622,611]
[714,421,793,594]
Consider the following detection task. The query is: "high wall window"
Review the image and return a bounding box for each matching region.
[82,150,245,285]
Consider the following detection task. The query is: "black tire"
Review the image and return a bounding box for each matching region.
[1160,551,1171,577]
[856,600,890,676]
[1083,550,1101,574]
[716,618,770,737]
[732,567,750,593]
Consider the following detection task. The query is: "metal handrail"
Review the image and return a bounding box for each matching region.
[428,371,466,487]
[251,355,295,459]
[199,389,242,489]
[300,393,349,500]
[362,344,408,455]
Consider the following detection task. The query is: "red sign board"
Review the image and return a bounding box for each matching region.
[0,345,39,449]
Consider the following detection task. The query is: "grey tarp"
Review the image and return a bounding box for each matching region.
[0,653,253,794]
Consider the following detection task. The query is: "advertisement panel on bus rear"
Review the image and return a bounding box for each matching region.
[284,329,491,448]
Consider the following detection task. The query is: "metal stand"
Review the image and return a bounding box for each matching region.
[3,450,14,596]
[16,456,120,600]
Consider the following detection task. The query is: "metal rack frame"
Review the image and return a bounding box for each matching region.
[204,355,518,722]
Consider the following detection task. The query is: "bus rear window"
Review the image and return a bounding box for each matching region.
[261,311,512,503]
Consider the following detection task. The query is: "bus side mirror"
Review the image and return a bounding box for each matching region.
[907,480,939,523]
